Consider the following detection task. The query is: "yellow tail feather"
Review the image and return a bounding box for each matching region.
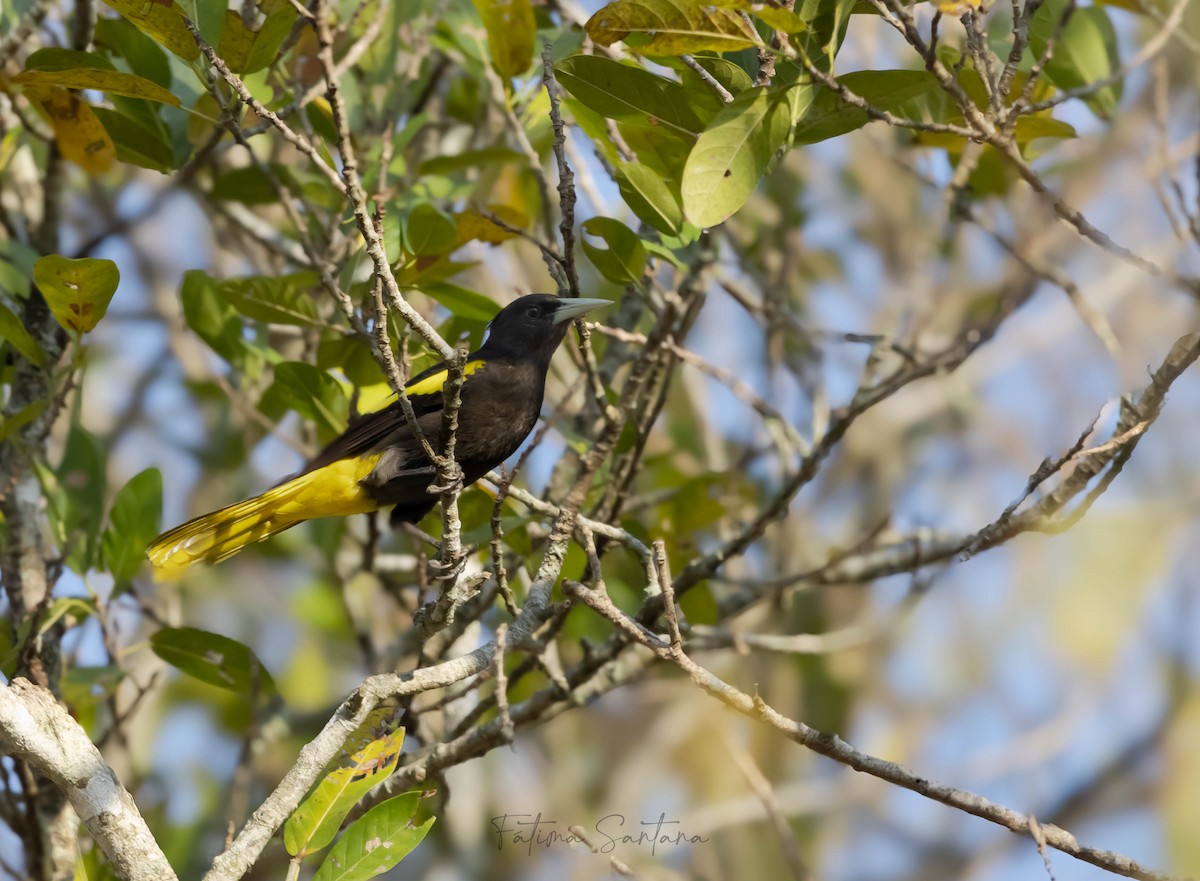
[147,455,381,579]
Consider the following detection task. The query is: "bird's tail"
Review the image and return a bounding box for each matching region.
[147,454,381,579]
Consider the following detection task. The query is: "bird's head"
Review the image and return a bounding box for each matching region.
[479,294,612,361]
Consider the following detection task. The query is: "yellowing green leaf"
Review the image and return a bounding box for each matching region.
[33,255,120,333]
[286,716,405,857]
[473,0,536,78]
[586,0,761,54]
[102,0,201,61]
[712,0,808,33]
[15,68,181,107]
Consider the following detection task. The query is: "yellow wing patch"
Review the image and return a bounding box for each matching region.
[405,359,486,396]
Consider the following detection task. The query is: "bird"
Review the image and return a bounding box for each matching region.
[147,294,612,578]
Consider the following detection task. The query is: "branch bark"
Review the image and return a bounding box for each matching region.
[0,680,178,881]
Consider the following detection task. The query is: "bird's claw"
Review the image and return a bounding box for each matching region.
[428,553,467,582]
[428,468,464,496]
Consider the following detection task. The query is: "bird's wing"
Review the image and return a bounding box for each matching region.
[300,357,487,473]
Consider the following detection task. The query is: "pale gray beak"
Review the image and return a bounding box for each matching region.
[552,297,613,324]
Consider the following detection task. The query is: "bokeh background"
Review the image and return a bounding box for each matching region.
[3,0,1200,879]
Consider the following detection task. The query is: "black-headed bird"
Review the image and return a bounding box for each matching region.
[147,294,611,578]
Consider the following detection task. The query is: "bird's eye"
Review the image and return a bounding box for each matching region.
[526,306,540,318]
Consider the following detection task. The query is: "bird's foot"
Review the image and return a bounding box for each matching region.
[428,552,467,582]
[427,464,464,496]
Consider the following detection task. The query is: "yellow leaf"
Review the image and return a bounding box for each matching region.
[936,0,982,12]
[1164,696,1200,874]
[1047,512,1171,668]
[454,205,529,246]
[472,0,536,78]
[25,86,115,174]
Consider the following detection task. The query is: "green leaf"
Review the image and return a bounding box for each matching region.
[792,69,940,144]
[270,362,348,438]
[1029,0,1121,118]
[151,627,277,694]
[421,284,499,322]
[0,400,48,443]
[312,792,435,881]
[472,0,536,78]
[416,147,524,175]
[0,300,46,366]
[33,255,120,334]
[586,0,762,54]
[405,204,459,257]
[210,166,284,204]
[317,332,382,386]
[792,0,855,74]
[217,0,299,75]
[38,598,96,638]
[248,0,298,73]
[23,48,116,72]
[0,239,39,299]
[95,16,173,89]
[617,162,684,235]
[62,665,125,710]
[286,714,405,857]
[221,273,321,326]
[581,217,648,284]
[673,55,755,111]
[101,468,162,584]
[15,67,181,107]
[176,0,223,45]
[556,55,706,137]
[93,107,176,173]
[54,425,107,573]
[618,121,694,181]
[180,270,244,362]
[99,0,201,62]
[681,84,810,227]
